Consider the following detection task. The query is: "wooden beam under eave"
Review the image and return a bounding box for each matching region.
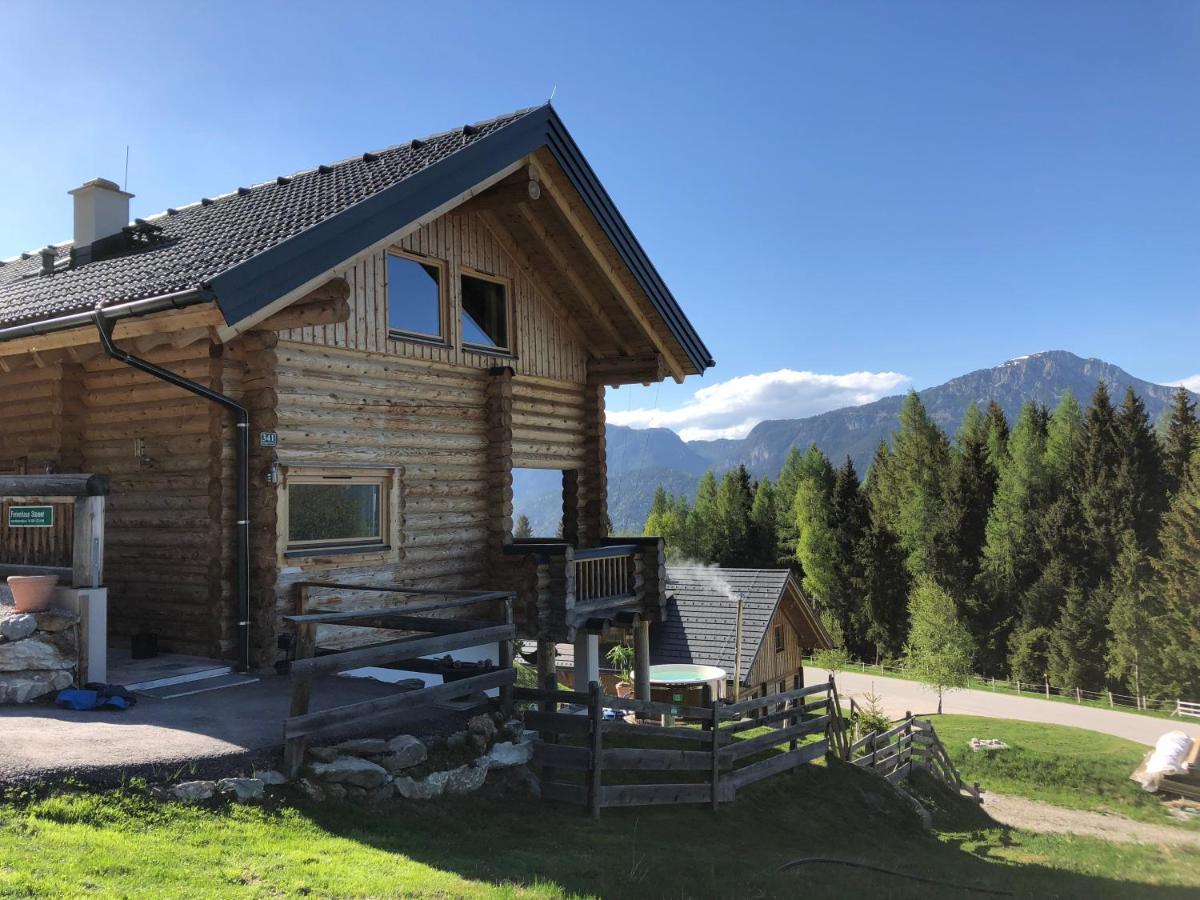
[250,278,351,332]
[528,158,688,383]
[458,178,543,214]
[587,354,665,386]
[0,303,225,360]
[510,202,633,356]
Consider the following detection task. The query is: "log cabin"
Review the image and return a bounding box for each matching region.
[0,105,713,688]
[652,567,832,700]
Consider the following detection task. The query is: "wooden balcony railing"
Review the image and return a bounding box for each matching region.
[574,544,638,605]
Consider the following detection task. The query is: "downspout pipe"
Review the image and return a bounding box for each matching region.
[93,309,251,673]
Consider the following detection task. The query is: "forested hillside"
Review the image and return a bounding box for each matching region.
[643,383,1200,701]
[604,351,1194,531]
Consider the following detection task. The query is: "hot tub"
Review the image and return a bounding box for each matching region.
[648,663,727,712]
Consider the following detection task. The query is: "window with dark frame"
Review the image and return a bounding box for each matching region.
[774,624,785,653]
[386,253,443,340]
[461,272,508,350]
[285,470,390,554]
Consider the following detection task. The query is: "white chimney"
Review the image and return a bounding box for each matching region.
[68,177,133,247]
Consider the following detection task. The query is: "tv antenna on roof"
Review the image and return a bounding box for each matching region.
[123,145,130,192]
[549,83,557,103]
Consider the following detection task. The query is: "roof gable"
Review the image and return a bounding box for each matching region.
[0,105,712,374]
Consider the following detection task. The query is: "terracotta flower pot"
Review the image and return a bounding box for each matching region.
[615,681,634,699]
[7,575,59,613]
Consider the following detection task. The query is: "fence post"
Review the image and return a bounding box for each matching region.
[498,595,515,717]
[1108,690,1113,708]
[283,619,316,779]
[790,674,802,752]
[1075,687,1081,704]
[587,680,603,819]
[710,696,722,811]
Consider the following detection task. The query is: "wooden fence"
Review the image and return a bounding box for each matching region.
[850,713,980,802]
[516,675,847,817]
[281,586,517,777]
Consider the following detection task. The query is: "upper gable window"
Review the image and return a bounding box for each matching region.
[774,625,785,653]
[461,271,509,351]
[387,252,444,341]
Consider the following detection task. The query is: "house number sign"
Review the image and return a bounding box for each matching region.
[8,505,54,528]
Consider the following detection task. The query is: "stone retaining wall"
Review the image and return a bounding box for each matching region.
[0,603,79,703]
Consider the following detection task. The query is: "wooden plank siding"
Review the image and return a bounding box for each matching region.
[745,589,811,697]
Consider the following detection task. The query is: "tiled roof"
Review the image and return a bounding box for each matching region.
[0,108,537,329]
[652,567,794,684]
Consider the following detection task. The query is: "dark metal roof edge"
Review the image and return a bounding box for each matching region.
[541,108,714,373]
[206,105,712,373]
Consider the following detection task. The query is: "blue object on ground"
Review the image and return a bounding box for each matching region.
[55,684,136,711]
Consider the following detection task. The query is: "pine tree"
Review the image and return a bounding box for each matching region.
[1043,390,1083,480]
[715,465,755,566]
[1163,386,1199,495]
[773,447,808,565]
[1106,530,1168,700]
[1153,468,1200,697]
[643,486,670,536]
[689,471,720,563]
[1047,583,1108,691]
[748,479,777,568]
[513,513,533,539]
[903,576,974,714]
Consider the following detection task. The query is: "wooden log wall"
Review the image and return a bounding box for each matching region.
[745,597,809,696]
[0,360,84,473]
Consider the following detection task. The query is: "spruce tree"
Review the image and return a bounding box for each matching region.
[984,400,1011,469]
[887,391,954,584]
[689,471,720,563]
[715,465,755,566]
[749,479,777,568]
[945,403,998,602]
[513,513,533,540]
[1114,386,1169,554]
[1153,468,1200,697]
[1077,381,1124,581]
[1106,530,1168,699]
[1163,386,1199,495]
[1047,583,1109,691]
[977,402,1049,671]
[855,504,910,662]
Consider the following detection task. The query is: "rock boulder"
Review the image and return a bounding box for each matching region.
[309,756,391,789]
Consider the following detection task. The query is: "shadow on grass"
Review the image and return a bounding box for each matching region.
[289,760,1200,899]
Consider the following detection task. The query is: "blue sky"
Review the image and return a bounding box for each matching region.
[3,3,1197,438]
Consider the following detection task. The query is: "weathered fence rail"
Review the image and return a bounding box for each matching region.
[281,586,517,777]
[518,675,848,818]
[852,712,980,801]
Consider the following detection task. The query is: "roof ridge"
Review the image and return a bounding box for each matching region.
[5,105,544,263]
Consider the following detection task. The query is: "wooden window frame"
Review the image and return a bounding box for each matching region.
[385,249,449,346]
[459,266,514,356]
[280,466,396,558]
[774,624,785,654]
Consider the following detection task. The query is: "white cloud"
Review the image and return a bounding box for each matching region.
[1169,375,1200,392]
[608,368,911,442]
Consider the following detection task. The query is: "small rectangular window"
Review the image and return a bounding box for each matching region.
[286,470,390,554]
[461,271,509,351]
[774,624,785,653]
[387,252,444,340]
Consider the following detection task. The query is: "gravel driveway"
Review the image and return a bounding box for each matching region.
[809,667,1200,747]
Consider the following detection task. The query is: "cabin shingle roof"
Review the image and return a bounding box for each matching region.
[0,109,536,329]
[652,567,794,685]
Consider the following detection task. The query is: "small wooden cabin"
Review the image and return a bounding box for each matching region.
[652,567,832,699]
[0,105,713,676]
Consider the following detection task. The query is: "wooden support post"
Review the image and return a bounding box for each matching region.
[710,697,722,811]
[485,366,514,574]
[588,680,603,819]
[789,674,802,752]
[283,620,316,778]
[71,495,105,588]
[498,595,515,717]
[536,640,557,711]
[701,684,714,732]
[634,618,651,702]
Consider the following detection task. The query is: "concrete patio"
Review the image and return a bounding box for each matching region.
[0,672,468,785]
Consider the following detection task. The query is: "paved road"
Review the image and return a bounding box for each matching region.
[806,666,1200,747]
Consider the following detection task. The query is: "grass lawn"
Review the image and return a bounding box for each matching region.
[3,761,1200,898]
[932,714,1196,828]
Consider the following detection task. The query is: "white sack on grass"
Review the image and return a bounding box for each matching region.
[1133,731,1194,792]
